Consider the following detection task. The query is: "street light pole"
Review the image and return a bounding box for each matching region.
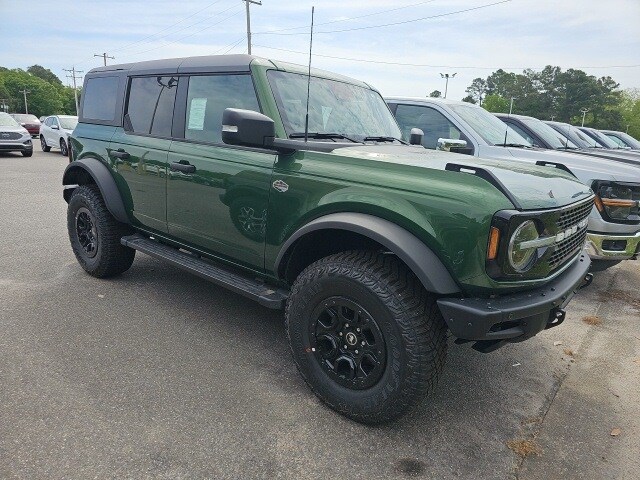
[440,72,457,99]
[19,89,30,114]
[243,0,262,55]
[580,108,589,127]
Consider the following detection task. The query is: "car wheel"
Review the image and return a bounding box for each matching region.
[60,138,68,156]
[40,135,51,152]
[22,149,33,157]
[286,250,448,424]
[67,184,135,278]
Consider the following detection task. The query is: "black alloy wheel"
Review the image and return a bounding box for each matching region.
[75,207,98,258]
[60,138,68,156]
[310,297,386,390]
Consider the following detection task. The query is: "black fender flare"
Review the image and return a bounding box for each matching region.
[274,212,461,295]
[62,158,129,224]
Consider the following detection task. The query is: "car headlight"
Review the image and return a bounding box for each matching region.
[508,220,541,272]
[594,181,640,223]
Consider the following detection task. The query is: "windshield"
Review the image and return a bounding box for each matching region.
[449,103,531,146]
[59,117,78,130]
[612,132,640,149]
[520,117,578,149]
[0,113,20,127]
[12,114,39,123]
[583,129,620,149]
[267,70,401,140]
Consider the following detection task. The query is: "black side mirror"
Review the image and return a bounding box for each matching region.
[409,128,424,145]
[222,108,275,148]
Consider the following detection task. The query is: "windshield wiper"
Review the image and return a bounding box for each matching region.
[362,136,408,144]
[495,142,531,148]
[289,132,360,143]
[557,146,578,150]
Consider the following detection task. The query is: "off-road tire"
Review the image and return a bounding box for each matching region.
[286,250,448,424]
[67,184,135,278]
[60,138,68,156]
[40,135,51,152]
[22,149,33,157]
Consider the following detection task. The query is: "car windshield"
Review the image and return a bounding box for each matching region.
[612,131,640,149]
[59,117,78,130]
[0,113,20,127]
[549,124,594,148]
[520,117,578,149]
[267,70,401,141]
[584,129,620,149]
[449,103,531,146]
[12,114,39,123]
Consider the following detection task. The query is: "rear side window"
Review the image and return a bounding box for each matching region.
[125,76,178,137]
[82,76,119,121]
[184,75,259,144]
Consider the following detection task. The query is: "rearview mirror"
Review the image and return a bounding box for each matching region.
[222,108,274,149]
[437,138,467,152]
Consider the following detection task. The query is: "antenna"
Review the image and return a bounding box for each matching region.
[502,97,514,146]
[304,6,315,143]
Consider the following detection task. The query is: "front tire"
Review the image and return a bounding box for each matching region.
[60,138,68,156]
[21,149,33,157]
[40,135,51,152]
[286,251,447,424]
[67,185,135,278]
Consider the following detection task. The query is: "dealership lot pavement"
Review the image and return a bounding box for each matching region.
[1,149,638,479]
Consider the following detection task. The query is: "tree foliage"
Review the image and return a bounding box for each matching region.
[429,90,442,98]
[0,65,80,117]
[462,66,636,135]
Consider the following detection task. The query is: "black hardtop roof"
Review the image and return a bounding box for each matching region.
[86,54,269,76]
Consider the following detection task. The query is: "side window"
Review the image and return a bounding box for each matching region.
[506,122,536,145]
[184,74,259,144]
[82,76,119,121]
[44,117,52,127]
[51,117,59,128]
[394,104,463,149]
[125,76,178,137]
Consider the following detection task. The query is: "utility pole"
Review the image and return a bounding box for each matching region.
[63,67,84,114]
[509,97,515,115]
[0,99,8,113]
[243,0,262,55]
[94,52,115,66]
[440,72,457,99]
[626,125,630,134]
[19,89,30,114]
[580,107,589,127]
[550,115,555,121]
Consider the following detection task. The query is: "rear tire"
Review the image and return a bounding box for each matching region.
[40,135,51,152]
[67,184,135,278]
[60,138,68,156]
[286,250,447,424]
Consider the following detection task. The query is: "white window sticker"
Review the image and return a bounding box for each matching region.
[187,98,207,131]
[321,106,332,129]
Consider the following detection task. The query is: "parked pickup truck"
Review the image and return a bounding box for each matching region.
[387,97,640,272]
[64,55,594,424]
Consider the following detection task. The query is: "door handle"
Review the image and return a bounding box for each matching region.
[170,161,196,174]
[111,148,130,160]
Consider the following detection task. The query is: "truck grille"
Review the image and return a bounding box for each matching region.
[548,198,594,270]
[0,131,22,140]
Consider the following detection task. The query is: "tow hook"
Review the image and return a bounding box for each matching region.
[580,273,593,289]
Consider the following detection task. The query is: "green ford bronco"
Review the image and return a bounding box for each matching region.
[64,55,594,424]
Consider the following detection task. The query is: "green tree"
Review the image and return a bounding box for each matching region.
[0,69,64,116]
[429,90,442,98]
[619,89,640,139]
[27,65,63,87]
[483,94,510,113]
[465,77,487,105]
[461,95,476,104]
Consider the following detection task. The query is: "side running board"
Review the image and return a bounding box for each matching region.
[121,234,288,309]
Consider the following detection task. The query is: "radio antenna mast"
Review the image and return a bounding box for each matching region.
[304,6,315,143]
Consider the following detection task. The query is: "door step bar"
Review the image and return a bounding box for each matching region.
[121,234,288,309]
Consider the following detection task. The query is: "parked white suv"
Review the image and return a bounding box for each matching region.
[0,112,33,157]
[40,115,78,156]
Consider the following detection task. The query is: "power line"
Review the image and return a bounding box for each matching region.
[254,0,513,36]
[94,52,115,66]
[253,44,640,70]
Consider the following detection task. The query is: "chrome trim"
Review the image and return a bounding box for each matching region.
[586,231,640,260]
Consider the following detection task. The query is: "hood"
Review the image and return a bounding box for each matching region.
[476,145,640,185]
[331,144,592,210]
[567,148,640,167]
[0,124,29,135]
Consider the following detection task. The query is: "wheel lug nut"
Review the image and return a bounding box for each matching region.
[361,341,365,346]
[344,345,348,349]
[339,332,343,336]
[355,350,359,354]
[356,328,361,332]
[345,323,349,328]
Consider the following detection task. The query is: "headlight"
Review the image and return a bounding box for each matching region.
[594,181,640,223]
[508,220,539,272]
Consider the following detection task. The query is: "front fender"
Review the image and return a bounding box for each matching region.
[274,212,461,295]
[62,157,129,224]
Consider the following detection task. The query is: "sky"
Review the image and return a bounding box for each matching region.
[1,0,639,101]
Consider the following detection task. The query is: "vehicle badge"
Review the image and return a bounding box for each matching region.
[272,179,289,193]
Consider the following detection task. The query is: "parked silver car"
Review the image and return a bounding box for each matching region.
[386,97,640,271]
[39,115,78,156]
[0,112,33,157]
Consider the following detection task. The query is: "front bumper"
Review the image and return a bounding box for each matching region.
[0,140,33,152]
[437,252,592,352]
[586,231,640,260]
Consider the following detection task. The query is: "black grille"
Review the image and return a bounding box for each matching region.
[0,131,22,140]
[548,198,594,270]
[556,199,594,230]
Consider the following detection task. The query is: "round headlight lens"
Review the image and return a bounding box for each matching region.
[508,220,539,272]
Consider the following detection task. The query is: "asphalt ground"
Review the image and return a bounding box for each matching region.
[1,147,638,479]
